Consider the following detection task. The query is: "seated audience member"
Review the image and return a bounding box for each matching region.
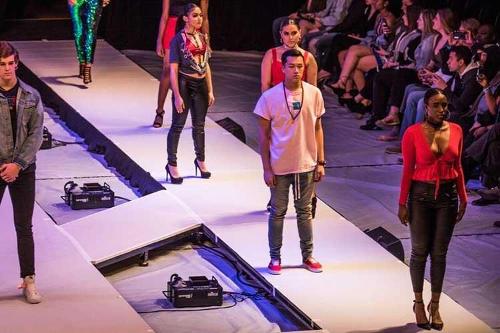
[272,0,326,46]
[262,19,318,93]
[474,23,498,54]
[316,0,383,84]
[475,23,497,49]
[381,9,457,147]
[359,6,428,131]
[326,2,401,104]
[299,0,354,52]
[372,9,437,138]
[462,123,500,205]
[401,0,419,11]
[448,18,480,50]
[405,46,480,132]
[422,9,457,76]
[473,24,500,80]
[464,71,500,149]
[431,46,482,131]
[461,71,500,198]
[315,0,370,68]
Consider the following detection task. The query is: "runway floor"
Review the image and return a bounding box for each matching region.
[0,40,496,333]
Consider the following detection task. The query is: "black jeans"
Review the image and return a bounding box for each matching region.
[0,163,36,278]
[408,181,458,293]
[167,74,209,166]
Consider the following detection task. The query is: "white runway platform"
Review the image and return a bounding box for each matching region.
[0,40,494,333]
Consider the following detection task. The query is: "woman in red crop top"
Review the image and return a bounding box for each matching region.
[398,88,467,330]
[153,0,209,128]
[261,19,317,93]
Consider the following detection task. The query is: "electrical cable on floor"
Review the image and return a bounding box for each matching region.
[198,244,270,301]
[53,139,84,145]
[198,244,267,293]
[115,196,132,202]
[51,138,84,148]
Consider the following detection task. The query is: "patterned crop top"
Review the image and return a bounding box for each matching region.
[170,30,210,75]
[185,32,207,56]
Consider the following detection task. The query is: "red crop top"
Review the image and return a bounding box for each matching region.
[270,48,309,87]
[399,122,467,205]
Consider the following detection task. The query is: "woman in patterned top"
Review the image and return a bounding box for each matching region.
[165,3,214,184]
[153,0,209,128]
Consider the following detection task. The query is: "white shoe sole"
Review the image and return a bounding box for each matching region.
[303,264,323,273]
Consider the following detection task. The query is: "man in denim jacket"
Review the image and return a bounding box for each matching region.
[0,41,43,304]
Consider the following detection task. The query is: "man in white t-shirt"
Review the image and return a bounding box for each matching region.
[254,48,326,275]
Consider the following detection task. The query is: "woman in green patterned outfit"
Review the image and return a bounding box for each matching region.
[68,0,110,84]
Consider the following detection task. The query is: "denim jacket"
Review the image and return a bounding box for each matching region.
[0,79,44,169]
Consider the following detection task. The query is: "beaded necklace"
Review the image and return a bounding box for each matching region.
[282,82,304,122]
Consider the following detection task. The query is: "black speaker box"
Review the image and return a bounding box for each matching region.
[216,117,246,143]
[365,226,404,262]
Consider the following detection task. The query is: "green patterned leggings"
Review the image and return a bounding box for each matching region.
[68,0,103,64]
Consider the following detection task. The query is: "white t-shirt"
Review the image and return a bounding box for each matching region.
[253,81,325,175]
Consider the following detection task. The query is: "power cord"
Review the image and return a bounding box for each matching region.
[52,138,84,146]
[198,244,267,294]
[115,196,132,202]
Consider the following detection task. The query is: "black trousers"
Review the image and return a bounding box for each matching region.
[371,68,418,121]
[463,123,500,186]
[325,34,360,75]
[167,74,209,166]
[408,181,458,293]
[0,163,36,278]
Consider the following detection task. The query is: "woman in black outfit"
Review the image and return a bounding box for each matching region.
[166,3,214,184]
